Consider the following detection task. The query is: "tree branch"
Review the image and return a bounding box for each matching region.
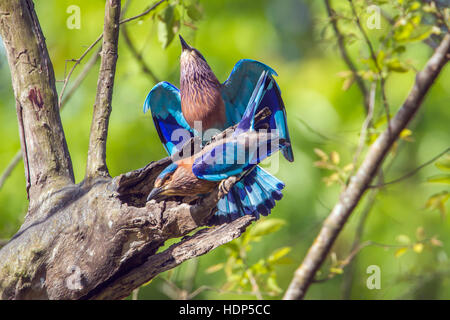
[283,33,450,300]
[324,0,370,114]
[86,0,121,179]
[0,0,74,211]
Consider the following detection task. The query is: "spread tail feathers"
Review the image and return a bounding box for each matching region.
[211,166,284,225]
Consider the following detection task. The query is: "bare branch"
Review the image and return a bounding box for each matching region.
[283,33,450,300]
[348,0,392,135]
[324,0,370,114]
[86,0,121,179]
[122,25,160,83]
[368,147,450,189]
[0,150,22,190]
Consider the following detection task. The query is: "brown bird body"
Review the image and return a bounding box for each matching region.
[179,37,226,131]
[155,158,218,197]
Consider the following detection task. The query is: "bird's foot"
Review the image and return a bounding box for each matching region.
[218,176,238,198]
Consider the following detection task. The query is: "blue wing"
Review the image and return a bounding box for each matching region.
[192,132,286,181]
[233,70,269,137]
[143,82,194,156]
[222,60,294,162]
[221,59,277,127]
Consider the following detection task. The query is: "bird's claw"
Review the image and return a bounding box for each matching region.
[218,176,238,198]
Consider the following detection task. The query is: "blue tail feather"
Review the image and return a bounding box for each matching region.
[210,166,284,225]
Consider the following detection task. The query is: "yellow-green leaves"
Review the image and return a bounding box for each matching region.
[314,148,353,187]
[155,1,203,49]
[425,191,449,218]
[393,227,444,258]
[207,218,292,298]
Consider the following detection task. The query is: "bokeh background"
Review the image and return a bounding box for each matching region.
[0,0,449,299]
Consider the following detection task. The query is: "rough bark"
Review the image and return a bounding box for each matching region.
[86,0,121,179]
[0,0,74,211]
[0,157,254,299]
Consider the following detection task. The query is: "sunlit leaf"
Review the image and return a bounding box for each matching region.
[415,226,425,241]
[435,155,450,172]
[186,3,203,21]
[314,148,329,161]
[205,263,224,274]
[425,191,449,218]
[394,247,408,257]
[427,174,450,184]
[250,219,286,237]
[413,243,424,253]
[330,151,340,165]
[268,247,291,264]
[396,234,411,245]
[387,58,410,72]
[329,267,343,274]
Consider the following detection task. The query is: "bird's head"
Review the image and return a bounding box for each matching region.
[147,162,179,201]
[179,35,215,83]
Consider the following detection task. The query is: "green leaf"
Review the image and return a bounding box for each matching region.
[394,247,408,258]
[329,267,343,274]
[186,3,203,21]
[250,219,286,237]
[387,58,410,72]
[396,234,411,245]
[157,5,175,49]
[435,155,450,172]
[427,174,450,184]
[205,263,224,274]
[266,274,282,294]
[425,191,449,218]
[268,247,291,264]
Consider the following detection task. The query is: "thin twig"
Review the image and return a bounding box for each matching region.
[324,0,370,114]
[58,34,103,107]
[368,147,450,188]
[121,1,160,83]
[0,150,22,191]
[58,0,167,106]
[60,46,102,108]
[340,172,382,298]
[348,0,392,136]
[350,82,376,176]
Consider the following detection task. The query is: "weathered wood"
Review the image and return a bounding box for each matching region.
[0,0,74,211]
[0,158,253,299]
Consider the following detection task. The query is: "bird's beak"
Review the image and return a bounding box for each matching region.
[147,187,164,201]
[179,35,191,51]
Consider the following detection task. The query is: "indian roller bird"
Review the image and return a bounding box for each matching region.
[147,71,289,223]
[144,36,294,223]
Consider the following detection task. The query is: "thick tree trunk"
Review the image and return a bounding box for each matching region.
[0,0,255,299]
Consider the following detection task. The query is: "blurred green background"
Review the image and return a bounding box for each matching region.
[0,0,449,299]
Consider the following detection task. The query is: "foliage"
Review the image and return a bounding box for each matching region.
[205,218,292,298]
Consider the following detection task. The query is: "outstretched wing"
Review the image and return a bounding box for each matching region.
[221,60,294,162]
[143,82,194,156]
[221,59,277,127]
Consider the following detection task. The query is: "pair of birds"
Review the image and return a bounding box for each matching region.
[144,35,293,224]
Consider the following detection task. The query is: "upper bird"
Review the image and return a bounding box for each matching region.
[145,35,293,162]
